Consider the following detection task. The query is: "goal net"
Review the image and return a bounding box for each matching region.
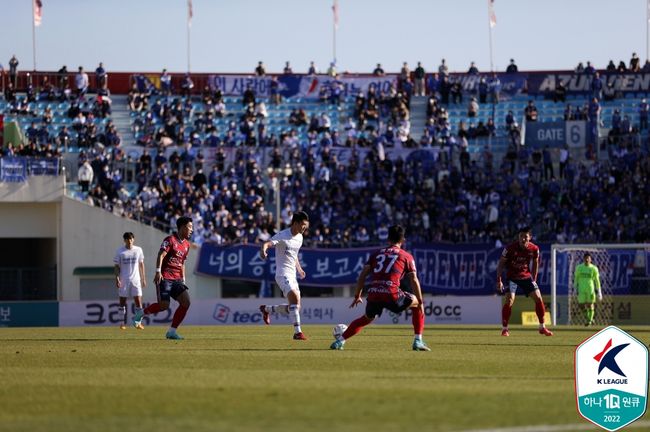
[550,244,650,326]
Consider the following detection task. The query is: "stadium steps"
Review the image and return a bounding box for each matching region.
[111,95,135,147]
[409,95,428,141]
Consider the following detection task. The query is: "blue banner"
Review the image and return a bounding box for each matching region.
[1,157,27,182]
[28,158,59,175]
[206,74,398,99]
[197,243,644,296]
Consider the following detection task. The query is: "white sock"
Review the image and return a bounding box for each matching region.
[167,327,176,334]
[538,323,546,330]
[289,304,301,333]
[269,304,289,316]
[414,334,422,342]
[119,306,126,324]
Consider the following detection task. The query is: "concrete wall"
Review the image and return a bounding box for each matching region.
[0,176,65,202]
[0,202,58,237]
[60,197,219,301]
[0,175,220,301]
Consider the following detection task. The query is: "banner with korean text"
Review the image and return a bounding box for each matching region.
[197,243,646,296]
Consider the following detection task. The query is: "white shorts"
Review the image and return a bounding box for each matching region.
[275,275,300,297]
[118,280,142,298]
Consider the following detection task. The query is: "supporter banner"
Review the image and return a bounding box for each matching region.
[0,302,59,327]
[58,297,501,327]
[0,157,27,182]
[206,74,398,99]
[197,243,375,287]
[197,244,642,296]
[446,73,527,101]
[0,157,60,181]
[27,157,59,175]
[528,72,650,96]
[524,120,587,148]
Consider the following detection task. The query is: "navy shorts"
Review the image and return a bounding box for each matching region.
[507,278,539,296]
[365,290,414,319]
[157,279,189,302]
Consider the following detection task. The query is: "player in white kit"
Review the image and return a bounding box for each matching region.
[259,211,309,340]
[114,232,146,330]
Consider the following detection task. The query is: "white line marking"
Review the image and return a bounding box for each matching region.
[458,419,650,432]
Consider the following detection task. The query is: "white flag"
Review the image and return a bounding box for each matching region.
[332,0,339,29]
[34,0,43,27]
[488,0,496,28]
[188,0,193,27]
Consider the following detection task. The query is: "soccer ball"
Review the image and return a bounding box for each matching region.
[333,324,348,339]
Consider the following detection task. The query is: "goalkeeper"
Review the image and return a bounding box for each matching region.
[574,252,602,326]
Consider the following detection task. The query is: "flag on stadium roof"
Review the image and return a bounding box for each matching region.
[187,0,193,27]
[33,0,42,27]
[332,0,339,29]
[488,0,496,28]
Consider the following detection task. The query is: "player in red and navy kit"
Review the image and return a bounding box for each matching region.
[496,226,553,337]
[330,225,431,351]
[133,216,193,339]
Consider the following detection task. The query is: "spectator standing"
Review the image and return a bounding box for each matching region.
[283,61,293,75]
[414,61,425,96]
[524,100,538,122]
[160,69,172,95]
[9,55,19,87]
[75,66,89,98]
[95,62,107,90]
[506,59,518,73]
[438,59,448,77]
[591,72,603,101]
[467,61,479,75]
[181,73,194,97]
[307,61,318,75]
[630,52,640,72]
[372,63,385,76]
[78,159,94,192]
[489,73,501,104]
[255,61,266,76]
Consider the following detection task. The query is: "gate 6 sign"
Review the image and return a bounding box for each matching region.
[575,326,648,431]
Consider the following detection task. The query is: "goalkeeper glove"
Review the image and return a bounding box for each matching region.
[597,291,603,302]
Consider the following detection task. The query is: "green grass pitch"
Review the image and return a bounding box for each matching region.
[1,325,648,432]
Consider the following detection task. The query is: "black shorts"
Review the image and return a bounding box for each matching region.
[157,279,189,302]
[507,278,539,296]
[365,290,414,319]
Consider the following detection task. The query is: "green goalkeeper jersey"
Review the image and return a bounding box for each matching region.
[574,263,601,294]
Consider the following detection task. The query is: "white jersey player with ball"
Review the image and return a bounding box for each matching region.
[114,232,146,330]
[259,211,309,340]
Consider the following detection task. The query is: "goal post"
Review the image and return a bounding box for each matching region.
[550,243,650,326]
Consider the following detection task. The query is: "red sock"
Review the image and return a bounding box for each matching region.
[144,303,161,315]
[171,305,189,329]
[342,315,373,340]
[412,307,424,334]
[502,303,512,327]
[535,299,546,324]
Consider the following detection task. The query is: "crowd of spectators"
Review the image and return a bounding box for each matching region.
[3,59,116,149]
[3,55,650,246]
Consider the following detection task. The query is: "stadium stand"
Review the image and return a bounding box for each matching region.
[2,64,650,246]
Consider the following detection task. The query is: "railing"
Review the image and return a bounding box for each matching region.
[0,267,57,301]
